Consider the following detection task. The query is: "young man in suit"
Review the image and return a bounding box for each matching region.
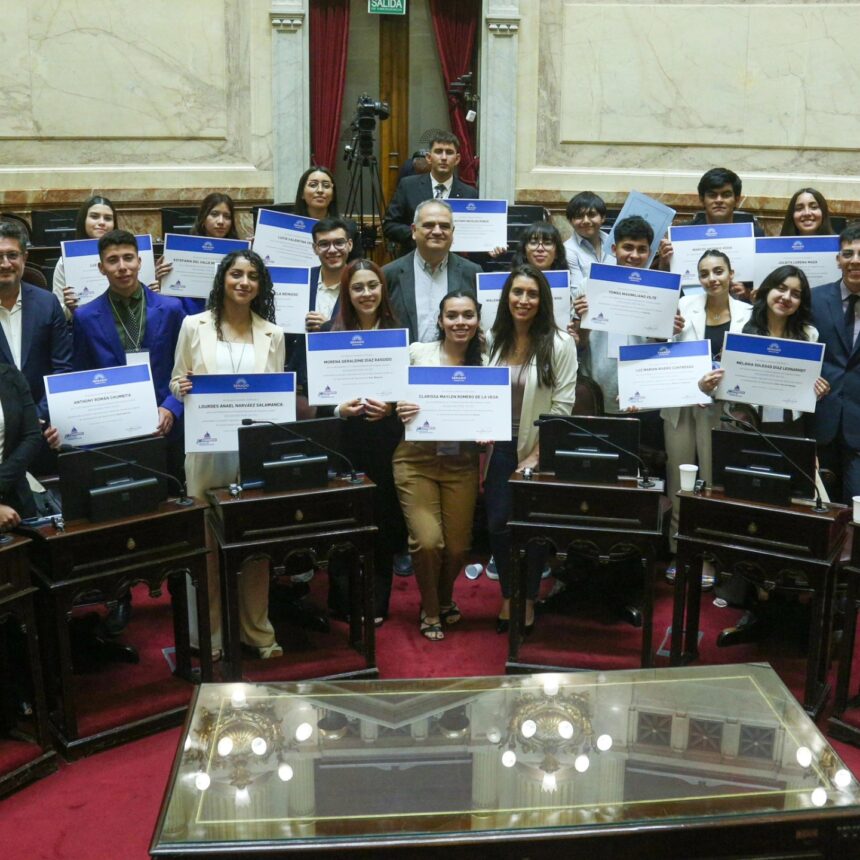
[305,217,353,332]
[382,132,478,256]
[384,199,482,343]
[812,222,860,503]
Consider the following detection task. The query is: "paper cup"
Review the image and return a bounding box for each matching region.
[679,464,698,492]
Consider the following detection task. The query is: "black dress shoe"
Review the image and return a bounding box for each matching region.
[619,605,643,628]
[717,611,760,647]
[496,618,510,634]
[103,594,132,636]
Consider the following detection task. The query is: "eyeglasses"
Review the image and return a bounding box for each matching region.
[315,239,349,251]
[0,252,22,262]
[307,180,333,190]
[526,239,553,249]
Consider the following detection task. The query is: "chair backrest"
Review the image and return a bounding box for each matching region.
[572,374,604,416]
[23,263,48,289]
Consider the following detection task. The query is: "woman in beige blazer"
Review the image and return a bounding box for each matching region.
[171,250,286,659]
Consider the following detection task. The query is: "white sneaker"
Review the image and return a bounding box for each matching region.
[485,557,499,580]
[464,563,483,581]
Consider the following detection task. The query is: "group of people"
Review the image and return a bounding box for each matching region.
[0,133,858,660]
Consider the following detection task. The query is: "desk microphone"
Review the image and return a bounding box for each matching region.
[718,415,826,512]
[240,418,362,484]
[533,416,655,488]
[57,443,193,506]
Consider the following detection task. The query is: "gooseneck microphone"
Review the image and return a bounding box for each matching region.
[534,415,655,488]
[718,415,826,512]
[58,443,193,506]
[240,418,362,484]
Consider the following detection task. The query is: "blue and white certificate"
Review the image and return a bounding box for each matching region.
[583,263,681,338]
[716,332,825,413]
[184,373,296,453]
[45,364,159,447]
[306,328,409,405]
[754,235,840,289]
[161,234,251,299]
[606,191,676,267]
[618,340,712,410]
[252,210,319,267]
[270,266,311,334]
[61,235,156,304]
[476,270,570,331]
[404,365,511,442]
[449,199,508,252]
[669,222,755,286]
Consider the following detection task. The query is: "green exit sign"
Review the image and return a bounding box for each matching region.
[369,0,406,14]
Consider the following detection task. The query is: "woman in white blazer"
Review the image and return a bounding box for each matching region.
[663,250,752,563]
[171,250,286,659]
[486,264,578,632]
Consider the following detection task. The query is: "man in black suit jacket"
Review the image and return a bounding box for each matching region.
[383,132,478,256]
[0,220,72,452]
[384,199,482,343]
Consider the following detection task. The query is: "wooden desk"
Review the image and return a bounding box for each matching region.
[507,473,669,672]
[670,489,849,718]
[24,499,209,758]
[830,521,860,744]
[0,535,56,797]
[207,477,378,682]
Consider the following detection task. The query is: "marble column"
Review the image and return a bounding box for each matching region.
[478,0,520,201]
[270,0,311,202]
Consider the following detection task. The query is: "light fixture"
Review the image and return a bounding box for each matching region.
[278,763,294,782]
[251,737,267,756]
[295,722,313,742]
[796,746,813,768]
[194,772,211,791]
[811,787,828,807]
[217,737,234,757]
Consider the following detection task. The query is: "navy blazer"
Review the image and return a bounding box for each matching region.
[0,282,72,421]
[72,285,186,417]
[0,363,42,517]
[308,266,341,320]
[384,251,482,343]
[811,280,860,448]
[382,173,478,251]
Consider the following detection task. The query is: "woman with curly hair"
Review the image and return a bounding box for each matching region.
[170,249,285,660]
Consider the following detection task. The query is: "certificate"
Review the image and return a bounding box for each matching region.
[404,365,511,442]
[606,191,676,267]
[753,235,840,289]
[476,270,570,331]
[716,332,825,413]
[184,373,296,453]
[270,266,311,334]
[306,328,409,405]
[61,235,156,305]
[449,199,508,252]
[583,263,681,338]
[618,340,712,410]
[669,222,755,286]
[252,209,319,267]
[161,234,251,299]
[45,364,159,447]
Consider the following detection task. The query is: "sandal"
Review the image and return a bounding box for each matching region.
[440,602,462,626]
[256,642,284,659]
[419,609,444,641]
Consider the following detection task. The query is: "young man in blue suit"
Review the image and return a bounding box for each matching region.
[812,222,860,503]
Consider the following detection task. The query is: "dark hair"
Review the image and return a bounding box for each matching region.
[208,250,275,338]
[697,167,742,199]
[565,191,607,222]
[745,265,812,341]
[429,131,461,152]
[311,216,351,242]
[490,264,558,388]
[435,290,484,366]
[0,220,29,252]
[98,229,138,258]
[613,215,654,246]
[193,193,238,239]
[331,259,399,331]
[75,195,118,240]
[779,188,833,237]
[293,166,339,217]
[841,221,860,246]
[512,221,568,270]
[697,248,732,271]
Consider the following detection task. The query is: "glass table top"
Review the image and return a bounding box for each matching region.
[151,664,860,853]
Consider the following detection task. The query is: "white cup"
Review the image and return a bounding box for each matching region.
[853,495,860,523]
[679,464,698,492]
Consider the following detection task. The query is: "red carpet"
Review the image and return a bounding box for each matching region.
[2,565,860,859]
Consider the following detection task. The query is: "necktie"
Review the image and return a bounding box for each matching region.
[434,183,445,199]
[116,298,141,349]
[846,293,858,347]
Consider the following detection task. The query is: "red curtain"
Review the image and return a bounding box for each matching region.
[428,0,481,186]
[309,0,351,170]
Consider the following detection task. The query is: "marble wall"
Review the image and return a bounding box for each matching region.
[516,0,860,228]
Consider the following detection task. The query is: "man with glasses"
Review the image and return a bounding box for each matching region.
[384,200,481,343]
[811,222,860,503]
[305,217,353,333]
